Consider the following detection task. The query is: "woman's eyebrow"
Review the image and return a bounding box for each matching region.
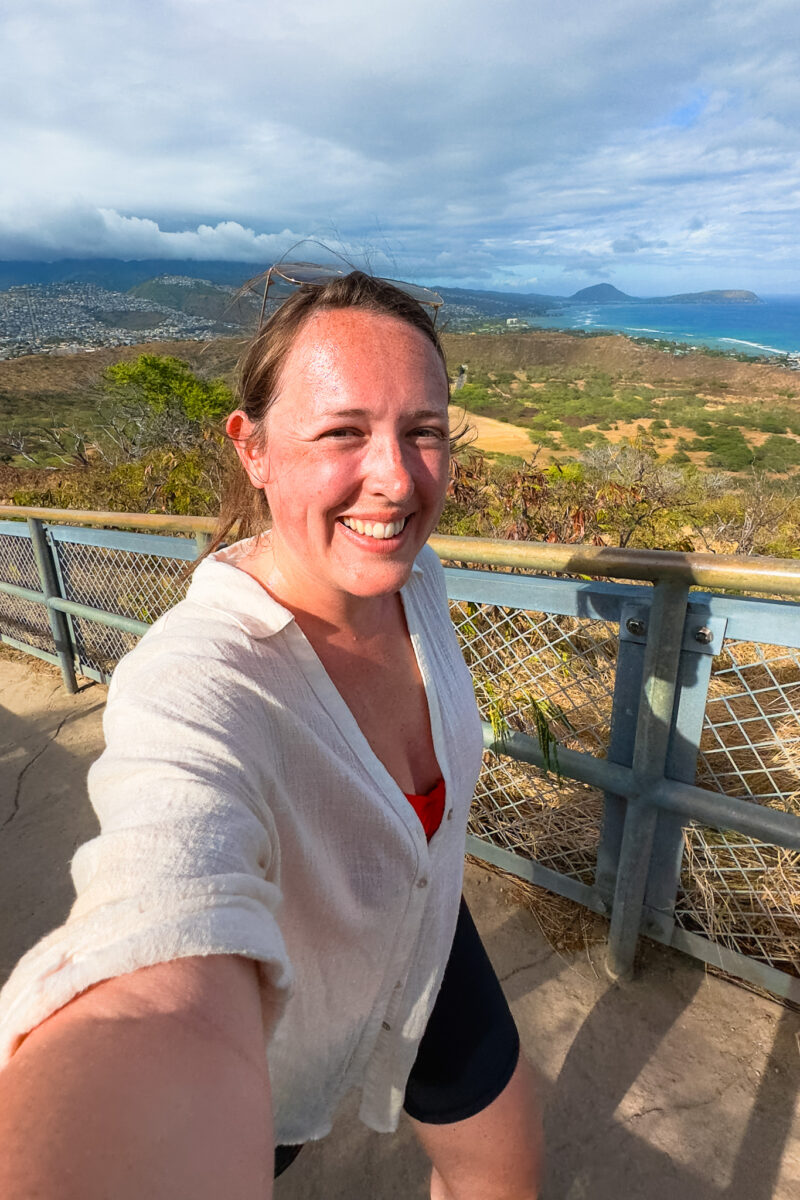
[323,407,447,420]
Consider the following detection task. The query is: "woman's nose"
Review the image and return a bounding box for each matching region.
[365,437,414,499]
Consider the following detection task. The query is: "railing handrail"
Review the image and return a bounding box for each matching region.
[2,504,799,595]
[0,505,214,534]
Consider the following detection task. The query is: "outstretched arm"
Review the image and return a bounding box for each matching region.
[0,954,274,1200]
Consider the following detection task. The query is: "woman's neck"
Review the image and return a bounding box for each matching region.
[232,534,403,644]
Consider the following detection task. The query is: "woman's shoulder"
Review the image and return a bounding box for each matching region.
[108,560,295,712]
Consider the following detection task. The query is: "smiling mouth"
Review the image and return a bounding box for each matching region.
[339,515,410,540]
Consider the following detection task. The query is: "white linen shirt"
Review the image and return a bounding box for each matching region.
[0,538,484,1143]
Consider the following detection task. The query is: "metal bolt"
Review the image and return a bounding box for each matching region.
[694,626,714,645]
[625,617,646,637]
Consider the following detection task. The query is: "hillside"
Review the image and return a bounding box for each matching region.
[443,332,800,473]
[2,329,799,476]
[569,284,634,302]
[127,278,260,326]
[655,289,759,305]
[440,331,792,389]
[0,337,240,398]
[0,329,794,411]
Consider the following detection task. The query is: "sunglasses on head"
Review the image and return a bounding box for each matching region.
[248,261,444,329]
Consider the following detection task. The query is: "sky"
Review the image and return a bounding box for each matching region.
[2,0,800,296]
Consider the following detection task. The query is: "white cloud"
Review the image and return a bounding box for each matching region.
[1,0,799,291]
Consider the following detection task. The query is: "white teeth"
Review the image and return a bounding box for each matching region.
[342,517,406,539]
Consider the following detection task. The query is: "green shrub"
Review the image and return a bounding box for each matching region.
[528,431,559,448]
[753,435,800,472]
[453,383,495,412]
[703,428,755,471]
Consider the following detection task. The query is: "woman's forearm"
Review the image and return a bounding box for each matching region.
[0,957,274,1200]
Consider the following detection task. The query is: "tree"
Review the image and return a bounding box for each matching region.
[102,355,232,422]
[91,355,232,465]
[581,439,709,549]
[0,419,93,468]
[704,471,800,556]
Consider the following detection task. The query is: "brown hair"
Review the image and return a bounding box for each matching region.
[199,269,450,565]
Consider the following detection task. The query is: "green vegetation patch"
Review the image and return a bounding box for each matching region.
[448,358,800,476]
[690,427,754,471]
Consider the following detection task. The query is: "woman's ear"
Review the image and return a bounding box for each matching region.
[226,410,269,489]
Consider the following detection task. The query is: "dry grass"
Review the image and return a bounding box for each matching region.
[467,852,609,956]
[699,642,800,809]
[448,405,538,459]
[452,599,800,985]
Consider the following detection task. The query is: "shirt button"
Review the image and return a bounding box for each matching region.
[446,809,453,820]
[382,1021,391,1031]
[416,877,428,889]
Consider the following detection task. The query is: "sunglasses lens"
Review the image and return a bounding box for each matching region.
[275,262,348,286]
[379,277,443,307]
[255,262,442,325]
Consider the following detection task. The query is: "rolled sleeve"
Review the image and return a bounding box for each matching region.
[0,639,293,1067]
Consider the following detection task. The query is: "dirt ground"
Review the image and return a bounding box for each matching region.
[1,650,799,1199]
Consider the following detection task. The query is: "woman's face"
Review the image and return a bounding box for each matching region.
[230,307,451,610]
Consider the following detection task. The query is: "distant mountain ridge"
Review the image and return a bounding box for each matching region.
[0,259,760,307]
[0,259,260,291]
[569,283,759,305]
[652,289,760,305]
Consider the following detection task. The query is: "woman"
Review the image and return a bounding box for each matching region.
[0,271,541,1199]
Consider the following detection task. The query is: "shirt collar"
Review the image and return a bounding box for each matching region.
[186,534,423,640]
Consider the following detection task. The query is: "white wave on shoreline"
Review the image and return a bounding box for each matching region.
[718,336,785,354]
[528,310,799,358]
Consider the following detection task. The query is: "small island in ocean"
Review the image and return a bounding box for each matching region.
[569,283,760,305]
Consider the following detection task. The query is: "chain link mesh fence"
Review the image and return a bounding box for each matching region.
[2,522,799,991]
[450,599,617,885]
[676,637,800,979]
[53,540,191,676]
[0,531,54,652]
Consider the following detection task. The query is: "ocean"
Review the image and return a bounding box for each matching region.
[523,295,800,360]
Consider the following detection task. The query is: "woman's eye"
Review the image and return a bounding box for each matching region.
[321,427,361,439]
[412,427,447,440]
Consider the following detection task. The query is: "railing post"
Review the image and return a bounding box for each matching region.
[595,601,649,906]
[606,578,690,980]
[27,518,78,694]
[640,607,727,942]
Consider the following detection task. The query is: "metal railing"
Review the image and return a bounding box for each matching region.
[1,505,799,1002]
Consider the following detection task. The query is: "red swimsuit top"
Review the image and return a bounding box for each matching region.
[403,778,446,842]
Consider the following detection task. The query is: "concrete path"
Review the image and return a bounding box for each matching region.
[1,648,798,1198]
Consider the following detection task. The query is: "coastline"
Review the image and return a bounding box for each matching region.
[520,297,800,366]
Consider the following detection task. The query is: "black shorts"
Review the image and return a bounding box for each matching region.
[274,896,520,1178]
